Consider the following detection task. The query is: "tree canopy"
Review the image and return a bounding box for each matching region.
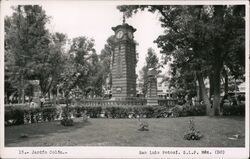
[118,5,245,115]
[5,5,109,102]
[139,48,160,96]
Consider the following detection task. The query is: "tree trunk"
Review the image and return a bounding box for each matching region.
[18,88,21,104]
[56,87,59,104]
[212,70,221,116]
[211,5,225,116]
[209,74,214,99]
[22,88,25,104]
[196,72,212,116]
[211,60,223,116]
[223,68,228,96]
[18,74,25,104]
[48,90,51,100]
[196,82,200,101]
[196,80,203,102]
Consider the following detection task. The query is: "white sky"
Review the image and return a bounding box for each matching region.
[3,2,167,75]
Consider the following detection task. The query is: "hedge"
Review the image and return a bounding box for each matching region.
[70,104,207,118]
[5,106,57,126]
[223,103,245,116]
[168,103,245,117]
[168,104,206,117]
[5,107,25,125]
[71,105,159,118]
[5,102,245,126]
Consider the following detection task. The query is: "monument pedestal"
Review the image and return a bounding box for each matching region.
[147,97,158,106]
[29,80,41,106]
[146,68,158,106]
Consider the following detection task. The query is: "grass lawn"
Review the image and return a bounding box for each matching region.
[5,116,245,147]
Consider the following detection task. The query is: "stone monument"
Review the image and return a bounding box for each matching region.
[111,18,137,100]
[28,80,40,107]
[147,68,158,106]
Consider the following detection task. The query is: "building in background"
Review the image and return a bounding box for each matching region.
[157,75,173,99]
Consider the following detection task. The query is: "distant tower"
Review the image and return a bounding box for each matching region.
[111,18,137,99]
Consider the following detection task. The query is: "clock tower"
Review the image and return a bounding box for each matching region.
[111,20,137,99]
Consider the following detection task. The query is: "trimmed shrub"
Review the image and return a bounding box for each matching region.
[74,106,84,117]
[144,106,155,118]
[167,105,184,117]
[85,106,102,118]
[5,108,13,126]
[60,118,74,126]
[8,101,236,126]
[168,104,206,117]
[185,104,206,116]
[71,105,166,119]
[105,107,129,118]
[5,105,58,126]
[41,107,57,121]
[61,106,73,119]
[223,103,245,116]
[24,107,42,123]
[105,107,116,118]
[60,106,74,126]
[152,106,169,118]
[5,107,25,126]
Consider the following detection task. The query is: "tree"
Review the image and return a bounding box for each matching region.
[5,6,70,103]
[139,66,148,96]
[61,36,96,98]
[151,6,214,115]
[168,61,198,101]
[48,32,68,99]
[5,5,52,102]
[203,5,245,115]
[118,5,213,114]
[99,35,116,92]
[139,48,160,96]
[85,52,103,98]
[5,16,18,103]
[117,5,245,116]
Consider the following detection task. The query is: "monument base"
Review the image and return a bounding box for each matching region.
[147,98,159,106]
[111,97,137,101]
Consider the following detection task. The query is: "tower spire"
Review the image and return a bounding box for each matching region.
[122,12,126,24]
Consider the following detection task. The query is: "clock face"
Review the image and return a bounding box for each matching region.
[128,32,133,39]
[116,30,124,39]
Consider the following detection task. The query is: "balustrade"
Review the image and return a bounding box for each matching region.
[74,98,177,107]
[158,99,177,107]
[76,99,147,107]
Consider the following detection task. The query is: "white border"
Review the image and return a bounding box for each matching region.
[0,0,249,159]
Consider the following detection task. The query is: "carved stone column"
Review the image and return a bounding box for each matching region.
[147,68,158,106]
